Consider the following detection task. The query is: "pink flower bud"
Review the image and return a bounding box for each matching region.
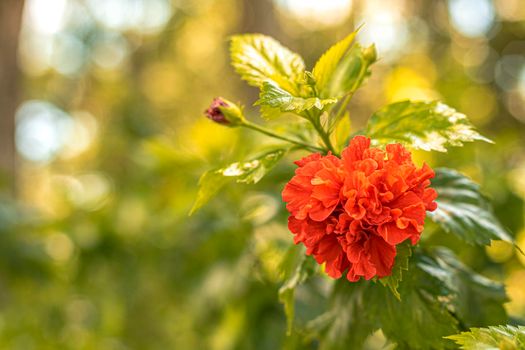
[205,97,245,127]
[205,98,230,125]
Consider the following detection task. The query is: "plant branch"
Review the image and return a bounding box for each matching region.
[306,111,337,155]
[333,94,352,123]
[243,121,324,153]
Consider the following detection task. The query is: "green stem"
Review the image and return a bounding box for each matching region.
[307,112,337,155]
[330,92,353,131]
[243,121,324,153]
[316,123,337,155]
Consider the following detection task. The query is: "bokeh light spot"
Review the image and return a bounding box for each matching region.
[51,33,86,75]
[357,0,409,58]
[25,0,67,35]
[485,240,514,263]
[91,33,129,70]
[67,173,113,211]
[86,0,172,34]
[276,0,352,28]
[448,0,495,37]
[45,232,75,262]
[495,55,525,91]
[15,101,73,163]
[459,85,497,125]
[61,111,99,159]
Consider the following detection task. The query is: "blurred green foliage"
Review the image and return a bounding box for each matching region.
[1,0,525,348]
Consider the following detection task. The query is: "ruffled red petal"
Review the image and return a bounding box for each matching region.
[282,136,437,282]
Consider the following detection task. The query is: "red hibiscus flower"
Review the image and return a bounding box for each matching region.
[282,136,437,282]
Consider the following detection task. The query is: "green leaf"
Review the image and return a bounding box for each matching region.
[427,248,508,327]
[259,104,282,120]
[324,44,374,99]
[309,280,378,350]
[330,112,351,153]
[446,325,525,349]
[379,240,412,300]
[189,148,287,214]
[366,100,492,152]
[226,148,287,184]
[189,169,230,216]
[278,247,317,335]
[314,256,457,350]
[255,81,337,113]
[368,251,459,350]
[230,34,305,93]
[429,168,514,246]
[312,32,357,96]
[307,247,507,349]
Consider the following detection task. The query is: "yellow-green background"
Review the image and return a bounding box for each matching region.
[1,0,525,348]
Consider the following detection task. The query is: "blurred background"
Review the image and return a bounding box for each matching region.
[0,0,524,348]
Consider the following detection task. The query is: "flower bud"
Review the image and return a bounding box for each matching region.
[205,97,245,127]
[363,44,377,64]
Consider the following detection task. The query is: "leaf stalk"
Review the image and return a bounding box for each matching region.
[243,121,324,153]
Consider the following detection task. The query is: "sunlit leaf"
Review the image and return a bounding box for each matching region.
[189,169,231,216]
[312,31,357,96]
[255,82,337,114]
[222,148,287,184]
[278,247,317,335]
[379,240,412,300]
[366,100,492,152]
[429,168,514,246]
[446,325,525,349]
[259,104,282,120]
[330,112,351,153]
[230,34,305,93]
[189,149,287,214]
[323,44,374,99]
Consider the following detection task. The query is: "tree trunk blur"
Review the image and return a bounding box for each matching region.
[0,0,25,194]
[241,0,281,37]
[240,0,283,102]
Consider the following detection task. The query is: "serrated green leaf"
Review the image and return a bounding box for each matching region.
[226,148,287,184]
[312,32,357,96]
[307,247,507,349]
[230,34,305,93]
[255,81,337,114]
[314,256,457,350]
[379,240,412,300]
[427,248,508,327]
[367,251,459,350]
[189,148,287,214]
[278,248,317,335]
[429,168,514,246]
[446,325,525,349]
[309,280,378,350]
[366,100,492,152]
